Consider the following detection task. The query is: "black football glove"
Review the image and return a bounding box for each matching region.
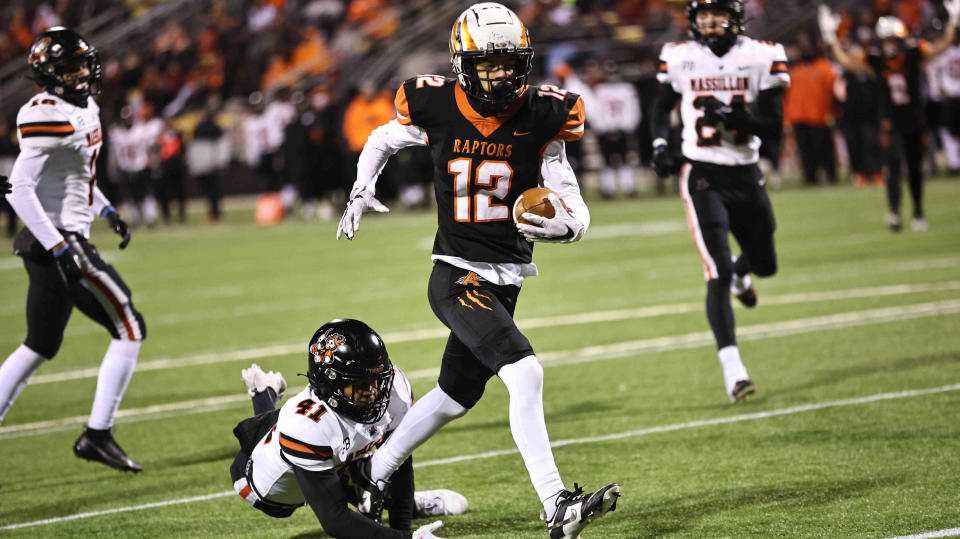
[0,175,10,195]
[53,237,89,286]
[102,206,131,249]
[652,141,680,178]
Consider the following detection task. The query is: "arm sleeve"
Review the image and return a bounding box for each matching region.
[92,186,112,217]
[6,146,64,249]
[385,456,415,531]
[294,466,411,539]
[541,140,590,234]
[352,119,428,197]
[730,87,785,140]
[650,83,681,143]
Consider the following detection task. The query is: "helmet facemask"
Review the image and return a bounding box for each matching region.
[315,369,394,424]
[454,48,534,110]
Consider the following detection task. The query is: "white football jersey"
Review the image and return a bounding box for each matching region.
[658,36,790,165]
[935,45,960,98]
[7,92,108,248]
[586,82,641,134]
[244,367,414,505]
[110,118,162,173]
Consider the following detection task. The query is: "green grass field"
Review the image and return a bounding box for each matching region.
[1,179,959,538]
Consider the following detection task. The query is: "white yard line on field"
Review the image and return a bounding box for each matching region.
[3,297,960,440]
[23,280,960,385]
[2,382,959,531]
[885,528,960,539]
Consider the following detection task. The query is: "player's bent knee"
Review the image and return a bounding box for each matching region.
[753,260,777,277]
[24,336,62,360]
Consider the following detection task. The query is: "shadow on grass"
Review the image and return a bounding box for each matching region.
[620,475,904,538]
[440,399,623,436]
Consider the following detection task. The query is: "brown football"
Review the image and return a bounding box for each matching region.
[513,187,567,225]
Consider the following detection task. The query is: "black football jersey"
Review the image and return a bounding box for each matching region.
[395,76,584,263]
[868,43,925,129]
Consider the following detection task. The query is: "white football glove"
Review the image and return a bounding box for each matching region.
[336,187,389,240]
[946,0,960,26]
[515,193,584,243]
[818,4,840,45]
[413,520,445,539]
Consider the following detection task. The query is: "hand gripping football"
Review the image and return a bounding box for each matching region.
[512,187,568,225]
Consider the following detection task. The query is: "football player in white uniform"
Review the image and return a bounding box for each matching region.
[230,319,466,539]
[0,28,144,472]
[651,0,790,403]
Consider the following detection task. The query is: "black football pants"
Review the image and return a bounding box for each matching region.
[886,125,925,219]
[680,161,777,349]
[427,262,534,409]
[20,235,146,358]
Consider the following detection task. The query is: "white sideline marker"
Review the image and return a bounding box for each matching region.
[1,383,959,531]
[885,528,960,539]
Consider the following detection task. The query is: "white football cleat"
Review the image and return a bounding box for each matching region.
[241,363,287,399]
[414,489,468,518]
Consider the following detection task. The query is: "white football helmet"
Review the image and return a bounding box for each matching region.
[875,16,908,40]
[449,2,534,109]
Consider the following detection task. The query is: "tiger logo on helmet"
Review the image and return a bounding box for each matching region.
[449,2,534,110]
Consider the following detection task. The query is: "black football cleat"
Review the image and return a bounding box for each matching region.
[544,483,621,539]
[73,430,142,473]
[730,379,756,404]
[735,282,757,308]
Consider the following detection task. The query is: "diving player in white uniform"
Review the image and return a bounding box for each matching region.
[0,27,144,472]
[231,319,466,539]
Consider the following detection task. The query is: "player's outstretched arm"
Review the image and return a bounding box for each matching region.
[294,465,413,538]
[819,5,871,74]
[924,0,958,60]
[0,175,9,195]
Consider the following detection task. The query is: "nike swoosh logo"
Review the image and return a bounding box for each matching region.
[514,131,531,136]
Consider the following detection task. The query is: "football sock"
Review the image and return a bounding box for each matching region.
[542,490,562,521]
[0,344,46,424]
[251,388,278,415]
[370,385,467,486]
[718,345,749,395]
[600,167,616,197]
[706,279,736,348]
[498,356,566,516]
[618,164,636,196]
[88,339,141,430]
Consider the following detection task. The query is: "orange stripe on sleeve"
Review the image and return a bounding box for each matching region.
[279,434,333,457]
[557,96,585,142]
[395,84,412,125]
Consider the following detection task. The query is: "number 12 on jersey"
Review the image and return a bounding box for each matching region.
[448,158,514,222]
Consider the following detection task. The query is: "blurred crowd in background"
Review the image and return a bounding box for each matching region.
[0,0,958,232]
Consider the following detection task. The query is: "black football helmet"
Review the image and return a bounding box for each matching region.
[306,319,394,424]
[687,0,745,57]
[450,2,534,111]
[28,27,102,107]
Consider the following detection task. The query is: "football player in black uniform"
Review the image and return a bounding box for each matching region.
[650,0,790,403]
[335,3,620,538]
[820,2,959,231]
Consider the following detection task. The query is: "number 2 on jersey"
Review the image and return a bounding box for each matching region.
[448,158,513,222]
